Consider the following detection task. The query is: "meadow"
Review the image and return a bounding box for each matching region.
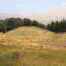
[0,44,66,66]
[0,27,66,66]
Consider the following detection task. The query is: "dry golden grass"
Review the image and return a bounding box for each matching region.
[0,26,66,49]
[0,27,66,66]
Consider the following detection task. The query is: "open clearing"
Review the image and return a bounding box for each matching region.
[0,44,66,66]
[0,27,66,47]
[0,27,66,66]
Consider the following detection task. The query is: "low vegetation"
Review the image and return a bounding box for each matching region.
[0,44,66,66]
[0,26,66,66]
[0,18,66,66]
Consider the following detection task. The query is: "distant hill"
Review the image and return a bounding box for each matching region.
[0,7,66,24]
[0,26,66,47]
[0,27,54,46]
[0,27,66,66]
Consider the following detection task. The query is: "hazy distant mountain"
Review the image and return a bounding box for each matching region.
[0,7,66,24]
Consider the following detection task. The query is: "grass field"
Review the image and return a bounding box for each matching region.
[0,26,66,66]
[0,44,66,66]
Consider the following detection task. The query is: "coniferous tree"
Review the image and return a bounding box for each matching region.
[32,20,39,27]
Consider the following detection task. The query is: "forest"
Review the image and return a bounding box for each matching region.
[0,18,66,33]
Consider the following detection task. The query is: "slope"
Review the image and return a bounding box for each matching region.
[0,26,66,48]
[0,26,55,47]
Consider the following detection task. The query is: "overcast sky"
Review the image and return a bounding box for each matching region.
[0,0,66,13]
[0,0,66,24]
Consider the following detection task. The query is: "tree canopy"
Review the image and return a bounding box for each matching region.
[0,18,66,33]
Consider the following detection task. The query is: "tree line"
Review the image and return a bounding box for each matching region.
[46,19,66,33]
[0,18,66,33]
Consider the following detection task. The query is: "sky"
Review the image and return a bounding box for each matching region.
[0,0,66,13]
[0,0,66,24]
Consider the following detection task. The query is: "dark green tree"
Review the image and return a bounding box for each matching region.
[23,18,32,26]
[32,20,39,26]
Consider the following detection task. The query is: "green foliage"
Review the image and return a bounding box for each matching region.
[0,18,46,33]
[32,20,39,26]
[23,18,32,26]
[46,19,66,33]
[0,18,66,33]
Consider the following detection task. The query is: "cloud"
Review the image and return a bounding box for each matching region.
[0,6,66,24]
[27,6,66,24]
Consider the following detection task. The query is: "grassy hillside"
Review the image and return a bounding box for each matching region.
[0,26,66,66]
[0,26,66,46]
[0,26,55,46]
